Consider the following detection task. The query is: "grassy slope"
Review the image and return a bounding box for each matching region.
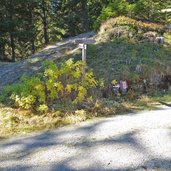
[86,40,171,83]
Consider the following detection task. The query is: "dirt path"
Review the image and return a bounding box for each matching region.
[0,106,171,171]
[0,32,95,89]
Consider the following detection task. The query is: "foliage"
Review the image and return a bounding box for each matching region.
[3,59,101,112]
[99,16,165,35]
[95,0,136,29]
[95,0,170,29]
[1,0,170,61]
[0,0,109,61]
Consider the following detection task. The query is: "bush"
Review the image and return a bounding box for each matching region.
[96,25,136,42]
[3,59,102,113]
[98,16,165,36]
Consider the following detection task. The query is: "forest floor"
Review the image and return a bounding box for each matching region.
[0,105,171,171]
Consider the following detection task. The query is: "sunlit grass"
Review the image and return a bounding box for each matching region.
[0,106,91,139]
[152,92,171,103]
[1,92,171,139]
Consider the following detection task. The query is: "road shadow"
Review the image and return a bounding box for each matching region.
[159,101,171,107]
[1,115,171,171]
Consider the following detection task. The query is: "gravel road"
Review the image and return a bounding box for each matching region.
[1,106,171,171]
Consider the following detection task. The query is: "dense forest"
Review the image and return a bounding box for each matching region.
[0,0,170,62]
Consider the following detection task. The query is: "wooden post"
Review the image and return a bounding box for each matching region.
[75,38,96,79]
[81,44,86,79]
[75,38,95,62]
[82,44,87,62]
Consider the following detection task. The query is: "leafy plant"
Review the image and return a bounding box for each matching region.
[4,59,101,113]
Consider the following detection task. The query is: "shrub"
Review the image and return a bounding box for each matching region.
[98,16,165,36]
[4,59,101,113]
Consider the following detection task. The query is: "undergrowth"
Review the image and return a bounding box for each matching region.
[1,59,103,113]
[1,91,171,139]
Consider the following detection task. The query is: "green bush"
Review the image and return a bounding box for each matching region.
[3,59,101,113]
[94,0,136,30]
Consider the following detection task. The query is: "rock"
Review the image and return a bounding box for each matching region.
[142,31,158,42]
[136,64,144,73]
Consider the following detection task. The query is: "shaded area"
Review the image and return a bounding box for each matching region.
[1,110,171,171]
[159,101,171,107]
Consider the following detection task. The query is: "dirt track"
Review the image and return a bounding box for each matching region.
[0,32,95,89]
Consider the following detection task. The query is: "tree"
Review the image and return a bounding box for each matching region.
[0,2,6,60]
[134,0,170,22]
[0,0,40,61]
[37,0,50,44]
[95,0,171,29]
[52,0,109,36]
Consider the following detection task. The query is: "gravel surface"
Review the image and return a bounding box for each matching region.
[0,106,171,171]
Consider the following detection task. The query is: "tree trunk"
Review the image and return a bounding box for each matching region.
[0,44,3,61]
[80,0,90,32]
[28,5,36,54]
[42,0,49,44]
[31,40,35,54]
[43,17,49,44]
[10,33,15,62]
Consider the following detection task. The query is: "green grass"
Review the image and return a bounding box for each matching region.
[86,39,171,83]
[151,91,171,103]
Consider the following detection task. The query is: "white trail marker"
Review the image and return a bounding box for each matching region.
[75,38,96,63]
[75,38,96,79]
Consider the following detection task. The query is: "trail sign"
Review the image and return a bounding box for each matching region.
[75,38,96,79]
[75,38,96,62]
[78,43,87,49]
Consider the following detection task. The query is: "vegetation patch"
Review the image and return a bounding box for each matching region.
[1,12,171,139]
[1,92,171,139]
[1,59,103,113]
[99,16,165,35]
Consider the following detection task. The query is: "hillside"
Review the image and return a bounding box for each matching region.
[0,32,95,89]
[76,17,171,95]
[1,17,171,94]
[1,17,171,138]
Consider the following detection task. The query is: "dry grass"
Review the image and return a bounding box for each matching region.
[99,16,165,35]
[2,92,170,139]
[0,106,84,138]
